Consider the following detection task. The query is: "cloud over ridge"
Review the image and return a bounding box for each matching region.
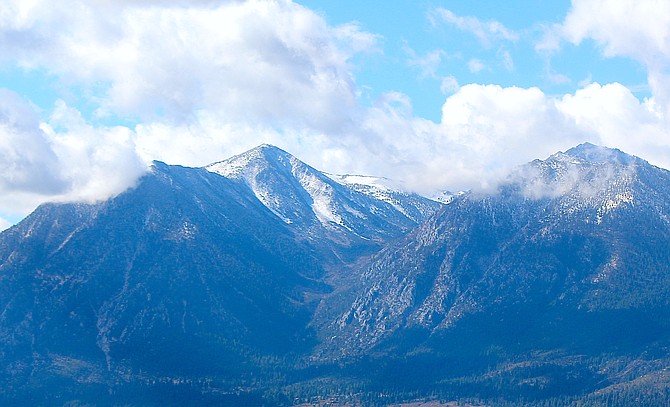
[1,0,670,230]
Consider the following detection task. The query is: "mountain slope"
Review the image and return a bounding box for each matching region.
[0,161,332,403]
[324,143,670,399]
[0,145,442,404]
[206,145,442,255]
[2,143,670,405]
[334,143,670,348]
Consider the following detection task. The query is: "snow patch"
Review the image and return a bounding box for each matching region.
[295,162,343,227]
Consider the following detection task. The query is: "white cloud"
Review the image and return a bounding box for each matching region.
[468,59,486,73]
[430,84,586,191]
[0,90,66,194]
[134,117,285,168]
[559,0,670,114]
[440,76,460,94]
[0,217,10,232]
[0,0,376,134]
[341,82,670,195]
[3,0,670,224]
[0,90,146,217]
[44,101,148,203]
[562,0,670,63]
[124,1,670,198]
[432,8,518,47]
[0,0,379,218]
[557,82,670,165]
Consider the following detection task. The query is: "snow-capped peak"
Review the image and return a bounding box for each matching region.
[203,144,441,239]
[206,144,294,179]
[561,142,638,166]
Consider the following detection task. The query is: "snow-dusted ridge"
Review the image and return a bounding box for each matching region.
[330,142,670,356]
[326,173,404,192]
[205,144,443,241]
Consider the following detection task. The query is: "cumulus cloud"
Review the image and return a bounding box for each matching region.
[44,101,147,203]
[558,0,670,114]
[0,0,376,133]
[525,0,670,170]
[0,90,146,218]
[0,90,65,194]
[561,0,670,64]
[331,82,670,195]
[558,83,670,164]
[3,0,670,223]
[403,85,586,192]
[129,1,670,199]
[0,0,378,218]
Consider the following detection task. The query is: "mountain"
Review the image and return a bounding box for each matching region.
[325,142,670,401]
[0,160,340,403]
[325,173,441,224]
[2,142,670,405]
[206,144,441,258]
[0,145,441,405]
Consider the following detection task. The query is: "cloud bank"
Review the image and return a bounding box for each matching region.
[1,0,670,230]
[0,91,146,220]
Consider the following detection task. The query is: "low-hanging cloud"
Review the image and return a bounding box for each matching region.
[0,90,66,194]
[0,90,146,223]
[45,101,148,203]
[2,0,670,231]
[508,150,638,201]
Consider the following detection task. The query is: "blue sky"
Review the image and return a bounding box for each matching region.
[0,0,669,230]
[301,0,649,120]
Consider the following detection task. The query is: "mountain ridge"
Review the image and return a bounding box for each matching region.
[2,142,670,405]
[206,144,442,255]
[327,142,670,351]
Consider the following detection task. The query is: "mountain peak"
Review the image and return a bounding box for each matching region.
[562,142,636,165]
[206,144,297,179]
[204,144,439,243]
[503,142,653,206]
[251,143,292,157]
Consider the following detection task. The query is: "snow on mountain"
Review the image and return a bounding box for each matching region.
[506,142,654,224]
[3,143,670,404]
[327,173,444,223]
[427,190,463,204]
[206,144,441,243]
[326,173,404,193]
[327,143,670,355]
[207,144,304,224]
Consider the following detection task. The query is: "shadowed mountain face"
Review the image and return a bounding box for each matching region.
[2,143,670,405]
[333,143,670,346]
[319,143,670,400]
[0,163,329,393]
[0,145,441,404]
